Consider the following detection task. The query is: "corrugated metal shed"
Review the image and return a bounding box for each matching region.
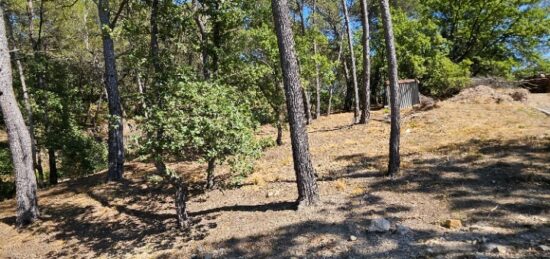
[386,79,420,109]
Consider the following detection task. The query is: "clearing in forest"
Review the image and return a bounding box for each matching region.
[1,93,549,258]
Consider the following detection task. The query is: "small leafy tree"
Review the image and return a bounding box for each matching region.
[140,76,260,189]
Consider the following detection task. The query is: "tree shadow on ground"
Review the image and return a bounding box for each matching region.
[210,137,550,258]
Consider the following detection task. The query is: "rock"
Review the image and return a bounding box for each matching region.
[266,190,280,198]
[349,235,357,241]
[443,219,462,229]
[418,94,437,111]
[203,254,213,259]
[507,88,530,102]
[396,224,411,235]
[537,245,550,251]
[482,243,508,254]
[368,218,391,232]
[474,253,489,259]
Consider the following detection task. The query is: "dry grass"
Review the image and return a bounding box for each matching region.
[0,94,549,258]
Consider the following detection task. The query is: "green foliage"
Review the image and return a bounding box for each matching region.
[140,76,260,177]
[423,57,472,96]
[0,143,12,176]
[59,128,107,176]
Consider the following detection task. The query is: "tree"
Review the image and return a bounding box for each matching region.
[272,0,319,207]
[312,0,321,119]
[359,0,371,124]
[97,0,124,181]
[0,6,39,226]
[341,0,360,124]
[2,6,44,186]
[379,0,400,176]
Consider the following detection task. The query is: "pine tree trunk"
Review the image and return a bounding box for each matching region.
[342,0,360,124]
[48,148,57,185]
[98,0,125,181]
[272,0,319,207]
[303,89,312,124]
[4,3,44,186]
[0,7,39,226]
[380,0,401,176]
[206,158,216,189]
[343,56,354,112]
[276,107,284,146]
[15,53,44,185]
[312,0,321,119]
[327,86,333,116]
[359,0,371,124]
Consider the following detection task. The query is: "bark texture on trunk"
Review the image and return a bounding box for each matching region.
[206,158,216,189]
[327,86,333,116]
[342,0,360,124]
[98,0,124,181]
[48,148,57,185]
[276,108,284,146]
[359,0,371,124]
[380,0,401,176]
[0,7,39,226]
[272,0,319,207]
[174,179,190,230]
[304,89,312,124]
[4,1,44,186]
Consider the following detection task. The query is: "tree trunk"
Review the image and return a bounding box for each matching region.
[48,148,57,185]
[327,86,333,116]
[359,0,371,124]
[15,50,44,186]
[303,89,312,124]
[150,0,169,179]
[0,7,39,226]
[151,0,190,230]
[380,0,401,176]
[342,0,360,124]
[192,0,210,80]
[4,3,44,187]
[97,0,125,181]
[343,55,354,112]
[272,0,319,207]
[297,0,312,125]
[206,158,216,189]
[312,0,321,119]
[174,179,190,230]
[276,108,284,146]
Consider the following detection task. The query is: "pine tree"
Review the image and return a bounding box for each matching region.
[272,0,319,207]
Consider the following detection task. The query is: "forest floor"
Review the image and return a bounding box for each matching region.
[0,92,549,259]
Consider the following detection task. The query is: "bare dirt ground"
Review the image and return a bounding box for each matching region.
[0,93,549,259]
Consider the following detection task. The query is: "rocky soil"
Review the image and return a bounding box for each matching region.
[0,91,549,259]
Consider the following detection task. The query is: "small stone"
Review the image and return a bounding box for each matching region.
[443,219,462,229]
[474,253,488,259]
[349,235,357,241]
[396,224,411,235]
[368,218,391,232]
[425,248,434,255]
[204,254,213,259]
[482,243,507,254]
[537,245,550,251]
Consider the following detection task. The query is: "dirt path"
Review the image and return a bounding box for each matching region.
[1,99,549,258]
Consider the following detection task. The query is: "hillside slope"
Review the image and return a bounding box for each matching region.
[1,94,549,258]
